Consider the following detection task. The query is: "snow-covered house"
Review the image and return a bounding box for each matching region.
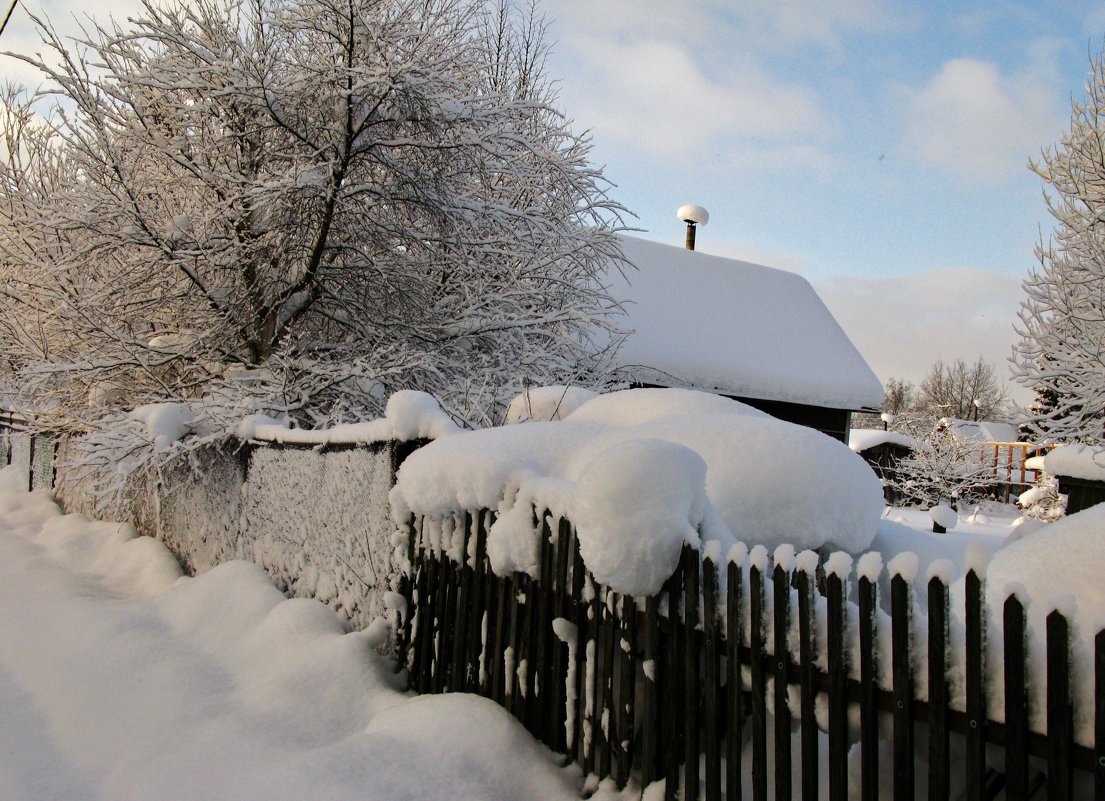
[607,235,883,441]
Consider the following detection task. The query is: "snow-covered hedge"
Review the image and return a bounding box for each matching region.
[54,392,457,630]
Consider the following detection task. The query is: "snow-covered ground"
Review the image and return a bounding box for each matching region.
[0,466,603,801]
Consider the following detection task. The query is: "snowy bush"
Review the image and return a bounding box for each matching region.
[394,388,885,595]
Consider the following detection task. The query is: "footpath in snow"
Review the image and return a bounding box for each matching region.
[0,466,595,801]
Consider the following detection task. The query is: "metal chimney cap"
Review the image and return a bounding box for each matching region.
[677,204,709,225]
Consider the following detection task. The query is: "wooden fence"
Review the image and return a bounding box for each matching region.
[399,509,1103,800]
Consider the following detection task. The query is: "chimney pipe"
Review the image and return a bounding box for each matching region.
[676,204,709,250]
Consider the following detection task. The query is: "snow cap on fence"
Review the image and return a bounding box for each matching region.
[795,549,820,576]
[748,544,770,572]
[772,543,796,572]
[929,503,958,531]
[824,551,852,580]
[856,551,883,582]
[963,542,991,576]
[887,551,919,583]
[702,539,722,565]
[925,558,956,585]
[572,438,706,597]
[1044,593,1078,620]
[727,542,748,567]
[1002,580,1029,604]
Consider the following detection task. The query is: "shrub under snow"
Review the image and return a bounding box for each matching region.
[394,388,884,596]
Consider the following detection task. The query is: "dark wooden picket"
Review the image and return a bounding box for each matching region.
[400,510,1103,801]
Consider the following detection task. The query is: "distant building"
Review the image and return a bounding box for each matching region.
[605,235,884,442]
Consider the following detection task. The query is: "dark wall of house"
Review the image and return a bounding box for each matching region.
[635,382,852,442]
[731,396,851,443]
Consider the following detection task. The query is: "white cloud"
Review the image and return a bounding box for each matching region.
[558,36,827,165]
[815,267,1032,403]
[901,54,1065,182]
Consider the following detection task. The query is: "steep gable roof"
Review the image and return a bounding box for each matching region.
[607,235,884,411]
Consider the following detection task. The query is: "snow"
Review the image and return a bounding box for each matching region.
[1043,443,1105,481]
[848,428,917,453]
[0,465,586,800]
[128,402,193,452]
[573,439,706,596]
[941,418,1019,444]
[929,503,958,530]
[506,386,599,423]
[245,390,459,445]
[606,235,884,411]
[856,551,883,582]
[396,389,883,594]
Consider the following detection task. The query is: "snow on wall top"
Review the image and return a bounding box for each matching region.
[241,391,460,445]
[1043,444,1105,482]
[848,428,917,453]
[393,388,885,596]
[608,235,884,411]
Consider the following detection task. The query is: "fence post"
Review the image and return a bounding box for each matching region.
[726,553,745,801]
[826,566,848,801]
[641,593,660,790]
[928,574,950,800]
[796,557,819,801]
[616,594,636,789]
[891,572,914,801]
[1004,593,1028,800]
[1096,629,1105,801]
[702,550,721,801]
[750,551,768,801]
[773,558,793,801]
[1047,609,1073,800]
[964,568,986,801]
[683,546,700,801]
[858,565,879,801]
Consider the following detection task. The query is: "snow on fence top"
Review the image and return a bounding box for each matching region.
[393,388,885,596]
[1043,443,1105,481]
[606,235,884,412]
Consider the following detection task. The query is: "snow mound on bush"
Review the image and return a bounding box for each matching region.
[395,388,884,595]
[505,386,598,423]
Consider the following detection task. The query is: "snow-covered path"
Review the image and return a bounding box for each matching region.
[0,467,585,801]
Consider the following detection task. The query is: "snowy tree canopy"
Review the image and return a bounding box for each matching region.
[1012,47,1105,444]
[0,0,627,433]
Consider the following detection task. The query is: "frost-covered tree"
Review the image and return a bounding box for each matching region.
[1013,47,1105,445]
[0,0,626,434]
[885,417,1001,509]
[914,357,1009,422]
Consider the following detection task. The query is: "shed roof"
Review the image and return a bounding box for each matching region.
[606,235,884,411]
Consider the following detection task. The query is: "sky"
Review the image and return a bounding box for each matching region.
[3,0,1102,406]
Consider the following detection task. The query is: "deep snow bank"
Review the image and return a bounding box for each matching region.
[0,464,585,801]
[394,389,884,596]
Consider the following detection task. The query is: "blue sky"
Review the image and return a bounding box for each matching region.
[6,0,1102,405]
[540,0,1105,404]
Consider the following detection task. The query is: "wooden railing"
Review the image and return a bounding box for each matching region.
[979,441,1054,503]
[400,509,1102,800]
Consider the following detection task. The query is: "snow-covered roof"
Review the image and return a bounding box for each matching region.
[940,418,1019,443]
[607,235,884,411]
[848,428,917,453]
